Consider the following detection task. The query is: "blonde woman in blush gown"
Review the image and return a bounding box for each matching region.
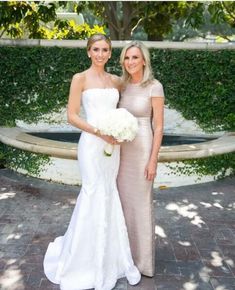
[43,34,141,290]
[117,41,164,277]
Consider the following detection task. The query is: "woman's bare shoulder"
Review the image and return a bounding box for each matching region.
[72,71,86,82]
[109,73,122,90]
[71,71,88,91]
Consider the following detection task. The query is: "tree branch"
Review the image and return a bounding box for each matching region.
[131,17,143,35]
[103,2,120,32]
[222,2,235,23]
[0,28,7,38]
[219,34,233,42]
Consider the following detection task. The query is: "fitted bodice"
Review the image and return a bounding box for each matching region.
[117,82,164,279]
[119,81,164,119]
[82,88,119,125]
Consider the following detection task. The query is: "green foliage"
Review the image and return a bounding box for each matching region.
[208,1,235,28]
[0,1,104,39]
[77,1,235,40]
[1,1,234,41]
[0,143,50,176]
[166,7,235,42]
[0,46,88,126]
[150,49,235,132]
[0,46,234,133]
[167,153,235,180]
[137,1,205,41]
[0,1,56,38]
[77,1,205,40]
[0,45,234,179]
[0,46,122,127]
[51,21,104,39]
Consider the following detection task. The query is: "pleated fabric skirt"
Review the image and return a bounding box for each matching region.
[117,117,155,277]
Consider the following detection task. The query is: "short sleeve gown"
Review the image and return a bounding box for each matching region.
[117,80,164,277]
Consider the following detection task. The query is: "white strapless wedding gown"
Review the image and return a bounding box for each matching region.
[43,88,141,290]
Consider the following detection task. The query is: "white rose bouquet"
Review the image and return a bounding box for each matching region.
[97,108,138,156]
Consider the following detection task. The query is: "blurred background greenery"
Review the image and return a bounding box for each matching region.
[1,1,234,42]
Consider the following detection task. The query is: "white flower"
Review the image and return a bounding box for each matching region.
[97,108,138,156]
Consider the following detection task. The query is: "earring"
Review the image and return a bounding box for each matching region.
[88,55,91,58]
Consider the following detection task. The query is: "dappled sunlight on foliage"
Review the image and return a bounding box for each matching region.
[0,1,104,40]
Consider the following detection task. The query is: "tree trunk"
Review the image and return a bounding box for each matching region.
[103,2,119,39]
[103,1,133,40]
[122,2,133,40]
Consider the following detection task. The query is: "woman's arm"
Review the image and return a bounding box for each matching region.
[67,73,117,144]
[67,73,96,134]
[145,97,164,181]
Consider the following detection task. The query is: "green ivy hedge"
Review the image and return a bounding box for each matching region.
[0,46,234,132]
[0,143,50,175]
[0,45,234,179]
[152,49,235,132]
[167,152,235,180]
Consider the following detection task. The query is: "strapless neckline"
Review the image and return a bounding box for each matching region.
[82,88,118,94]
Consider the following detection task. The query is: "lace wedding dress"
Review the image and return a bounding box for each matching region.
[43,88,141,290]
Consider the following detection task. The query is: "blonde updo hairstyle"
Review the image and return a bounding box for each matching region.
[120,41,154,87]
[87,33,112,52]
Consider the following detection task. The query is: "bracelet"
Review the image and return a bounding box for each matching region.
[93,127,100,135]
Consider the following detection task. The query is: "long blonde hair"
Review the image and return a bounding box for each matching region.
[120,41,154,87]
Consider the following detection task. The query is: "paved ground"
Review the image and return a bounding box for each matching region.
[0,169,234,290]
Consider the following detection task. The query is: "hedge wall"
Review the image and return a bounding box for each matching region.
[0,46,234,132]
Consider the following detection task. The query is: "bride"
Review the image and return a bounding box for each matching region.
[43,33,141,290]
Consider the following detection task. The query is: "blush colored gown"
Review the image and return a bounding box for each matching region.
[117,80,164,277]
[43,88,141,290]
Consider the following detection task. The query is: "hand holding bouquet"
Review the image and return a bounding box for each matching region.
[97,108,138,156]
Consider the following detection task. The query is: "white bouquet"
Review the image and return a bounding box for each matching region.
[97,108,138,156]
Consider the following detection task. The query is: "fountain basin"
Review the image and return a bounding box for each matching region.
[0,127,234,187]
[1,127,234,162]
[28,131,217,146]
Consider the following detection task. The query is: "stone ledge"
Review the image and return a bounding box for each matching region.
[0,127,234,162]
[0,39,235,50]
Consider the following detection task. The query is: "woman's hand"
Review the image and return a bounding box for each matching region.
[99,134,119,145]
[144,159,157,181]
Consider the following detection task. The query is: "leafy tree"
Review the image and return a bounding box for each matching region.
[137,1,205,41]
[167,5,235,42]
[0,1,57,38]
[76,1,132,39]
[208,1,235,28]
[76,1,235,40]
[0,1,104,39]
[76,1,206,40]
[1,1,234,41]
[207,1,235,41]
